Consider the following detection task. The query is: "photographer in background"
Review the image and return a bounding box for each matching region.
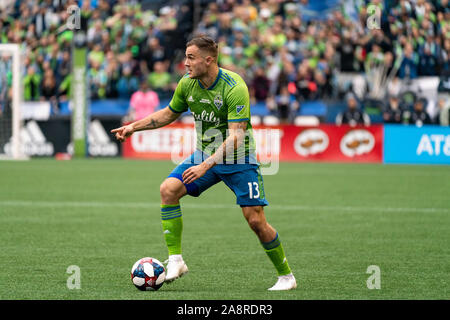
[383,95,405,124]
[409,99,432,126]
[336,93,371,127]
[437,95,450,126]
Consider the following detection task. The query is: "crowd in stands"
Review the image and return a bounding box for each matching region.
[335,91,449,126]
[196,0,449,125]
[0,0,193,113]
[0,0,449,125]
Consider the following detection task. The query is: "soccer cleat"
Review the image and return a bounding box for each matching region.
[164,256,189,283]
[268,273,297,291]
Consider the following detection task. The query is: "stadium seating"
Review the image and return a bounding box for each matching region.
[1,0,448,126]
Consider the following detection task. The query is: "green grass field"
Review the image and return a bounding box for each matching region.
[0,159,449,300]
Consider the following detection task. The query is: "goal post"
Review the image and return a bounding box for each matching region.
[0,43,27,160]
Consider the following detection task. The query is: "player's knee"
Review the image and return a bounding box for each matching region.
[245,208,265,233]
[247,217,262,233]
[160,180,184,203]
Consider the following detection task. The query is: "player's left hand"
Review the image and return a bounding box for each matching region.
[182,163,209,184]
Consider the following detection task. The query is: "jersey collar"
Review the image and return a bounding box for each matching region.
[197,68,222,90]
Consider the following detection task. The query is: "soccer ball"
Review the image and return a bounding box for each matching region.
[131,257,166,291]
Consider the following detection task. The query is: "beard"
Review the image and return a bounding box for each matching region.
[187,65,207,79]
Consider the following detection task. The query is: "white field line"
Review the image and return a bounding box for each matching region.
[0,200,449,214]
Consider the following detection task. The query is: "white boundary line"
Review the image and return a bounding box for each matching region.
[0,200,449,214]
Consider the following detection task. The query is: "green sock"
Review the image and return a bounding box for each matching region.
[261,233,292,276]
[160,204,183,256]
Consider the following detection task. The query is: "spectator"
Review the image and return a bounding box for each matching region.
[0,52,11,101]
[104,51,120,98]
[23,66,41,101]
[437,95,450,126]
[56,50,71,83]
[196,7,220,40]
[40,69,58,112]
[387,77,402,98]
[364,29,392,55]
[383,96,404,124]
[418,35,439,76]
[436,0,449,14]
[336,30,356,72]
[88,44,105,67]
[398,43,419,79]
[87,19,105,45]
[251,67,271,103]
[1,0,448,123]
[32,4,52,38]
[295,60,317,101]
[409,99,432,126]
[88,60,107,100]
[116,66,139,100]
[147,61,172,99]
[336,93,371,127]
[313,69,332,100]
[155,6,177,32]
[139,36,167,74]
[127,81,160,122]
[436,37,449,76]
[46,44,60,74]
[274,86,299,123]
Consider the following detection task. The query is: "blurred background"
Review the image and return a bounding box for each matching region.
[0,1,449,301]
[0,0,449,162]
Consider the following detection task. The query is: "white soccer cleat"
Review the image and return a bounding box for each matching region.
[268,273,297,291]
[164,255,189,283]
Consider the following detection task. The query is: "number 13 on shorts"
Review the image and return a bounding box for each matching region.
[248,182,260,199]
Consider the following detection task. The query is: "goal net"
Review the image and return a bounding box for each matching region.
[0,44,27,160]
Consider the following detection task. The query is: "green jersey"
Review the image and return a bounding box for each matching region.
[168,68,256,162]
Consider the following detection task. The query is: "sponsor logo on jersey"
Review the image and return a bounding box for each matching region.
[200,98,210,104]
[188,95,194,102]
[340,129,375,157]
[236,105,245,114]
[213,93,223,110]
[191,110,220,126]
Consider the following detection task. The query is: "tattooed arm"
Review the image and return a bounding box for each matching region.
[111,107,181,142]
[181,120,248,184]
[203,120,247,168]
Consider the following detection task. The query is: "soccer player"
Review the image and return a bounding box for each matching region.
[111,35,296,291]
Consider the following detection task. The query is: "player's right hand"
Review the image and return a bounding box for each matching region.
[111,124,134,142]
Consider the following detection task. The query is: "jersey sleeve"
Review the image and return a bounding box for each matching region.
[227,83,250,122]
[168,79,189,113]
